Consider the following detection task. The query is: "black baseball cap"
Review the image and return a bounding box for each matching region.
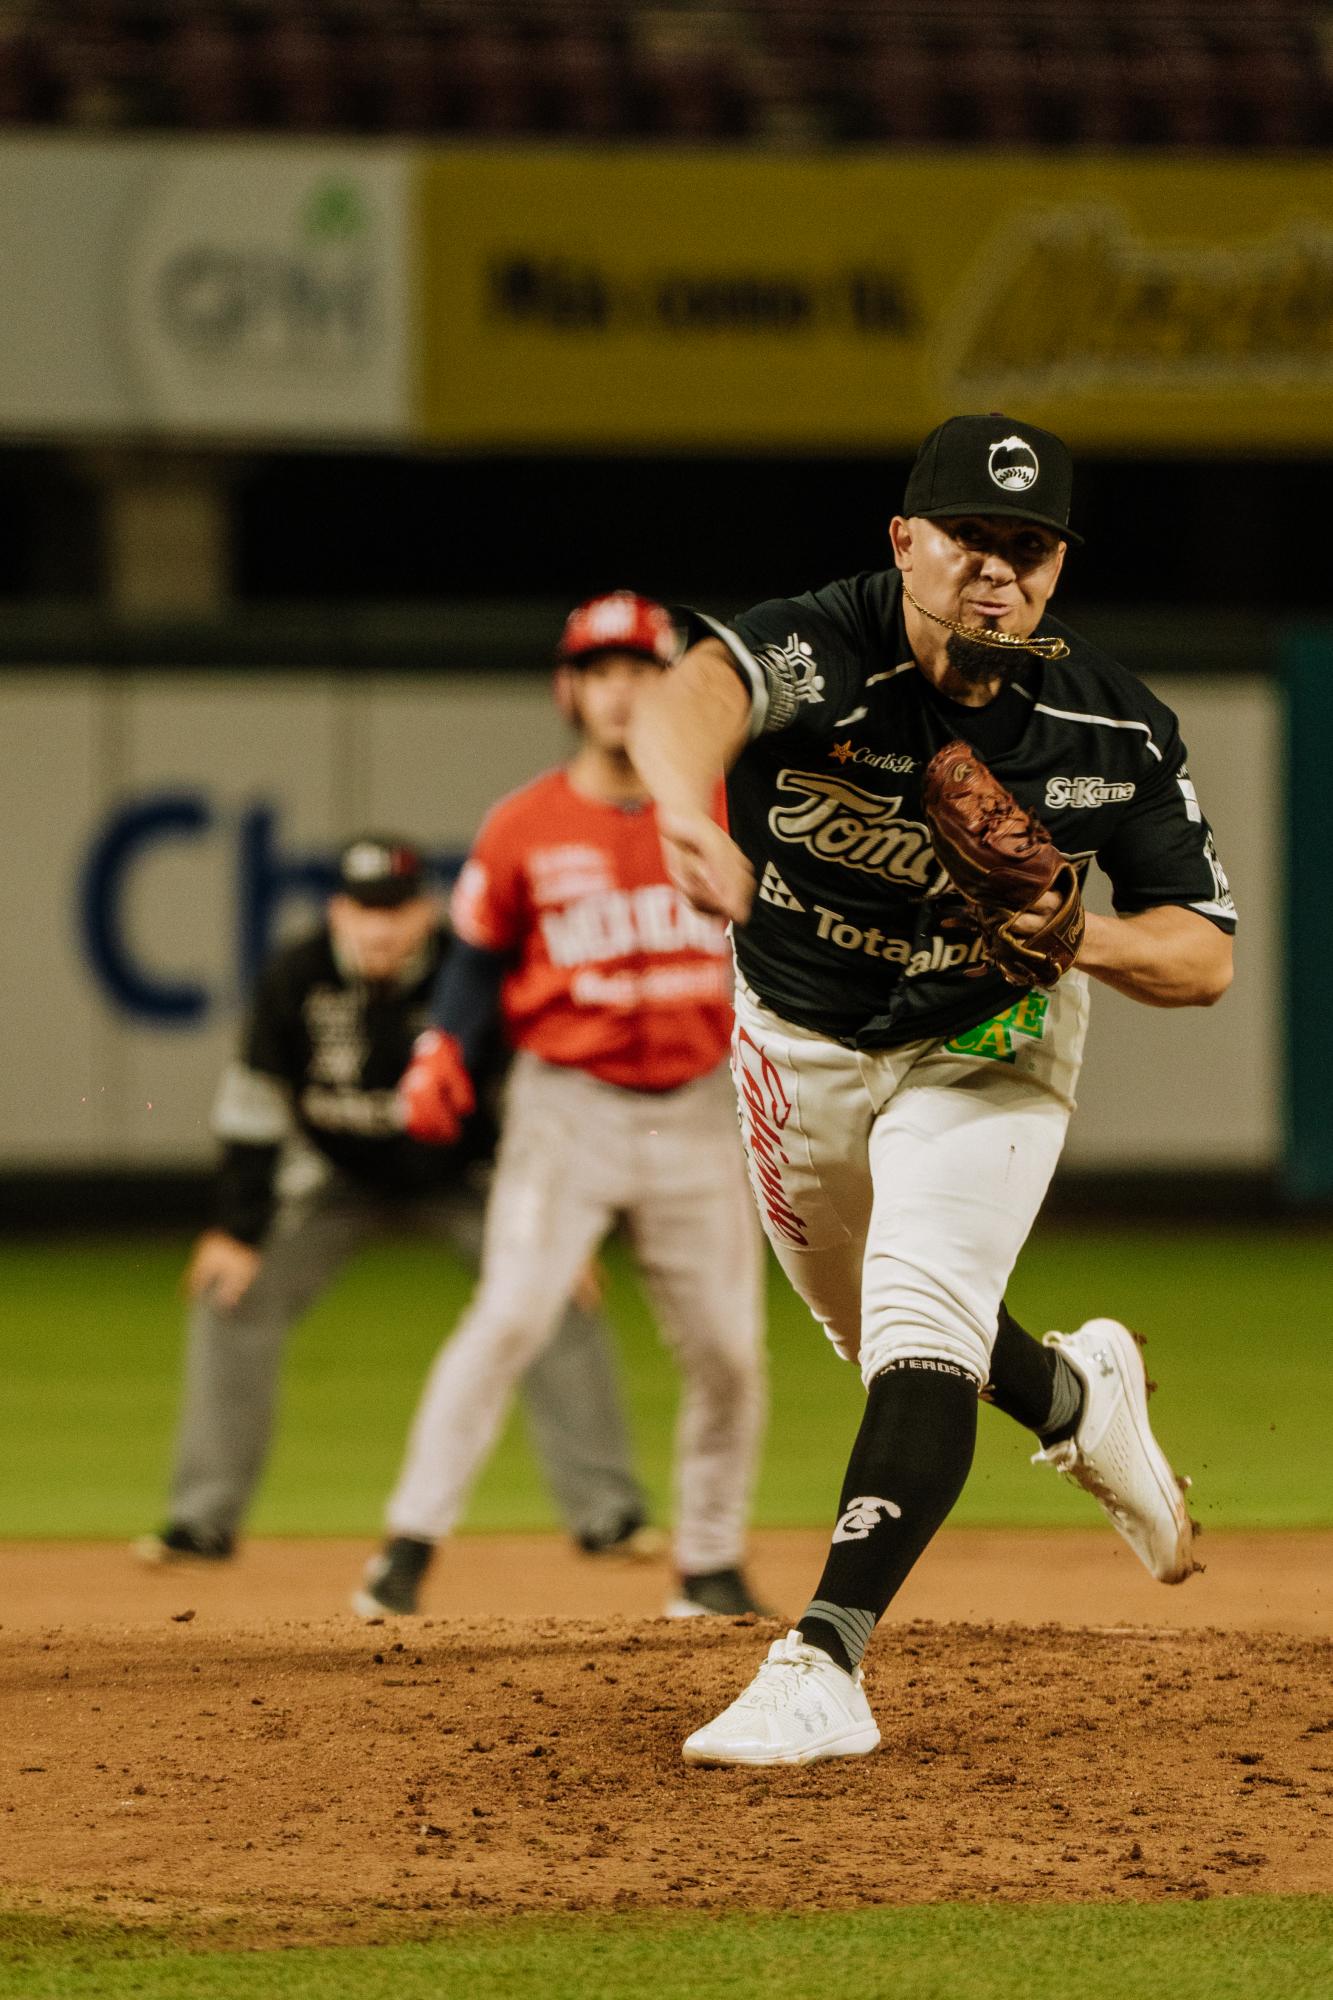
[902,413,1083,545]
[335,835,427,907]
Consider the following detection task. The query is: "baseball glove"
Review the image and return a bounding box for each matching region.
[921,740,1084,989]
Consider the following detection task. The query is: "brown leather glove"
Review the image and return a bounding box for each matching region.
[922,740,1085,990]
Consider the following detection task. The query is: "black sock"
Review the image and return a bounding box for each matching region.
[385,1535,434,1580]
[798,1361,979,1675]
[984,1301,1083,1444]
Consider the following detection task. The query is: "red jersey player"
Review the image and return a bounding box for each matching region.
[355,592,767,1619]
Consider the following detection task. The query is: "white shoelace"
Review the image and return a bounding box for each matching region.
[733,1646,827,1714]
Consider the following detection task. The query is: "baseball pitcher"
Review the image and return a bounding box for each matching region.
[356,594,766,1620]
[630,414,1236,1767]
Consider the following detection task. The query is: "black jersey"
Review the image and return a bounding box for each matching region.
[691,568,1235,1048]
[212,926,491,1243]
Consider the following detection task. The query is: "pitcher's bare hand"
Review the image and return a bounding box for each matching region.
[1009,887,1064,938]
[659,811,755,923]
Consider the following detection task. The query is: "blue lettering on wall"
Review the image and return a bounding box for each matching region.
[238,806,338,993]
[79,790,466,1024]
[81,795,212,1023]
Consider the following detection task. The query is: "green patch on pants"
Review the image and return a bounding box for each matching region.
[945,990,1050,1064]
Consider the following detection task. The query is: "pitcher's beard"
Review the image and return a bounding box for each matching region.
[945,629,1024,693]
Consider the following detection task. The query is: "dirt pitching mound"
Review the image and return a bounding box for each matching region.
[7,1528,1333,1635]
[6,1615,1332,1942]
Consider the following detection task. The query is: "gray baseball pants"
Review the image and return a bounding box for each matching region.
[385,1054,766,1574]
[166,1174,647,1546]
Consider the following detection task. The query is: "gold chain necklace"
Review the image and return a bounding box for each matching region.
[901,582,1069,662]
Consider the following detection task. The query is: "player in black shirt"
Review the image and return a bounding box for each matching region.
[630,414,1236,1767]
[136,836,657,1579]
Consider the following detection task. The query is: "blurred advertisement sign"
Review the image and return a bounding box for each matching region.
[0,138,409,440]
[5,140,1328,448]
[124,148,410,437]
[0,672,571,1166]
[417,151,1333,449]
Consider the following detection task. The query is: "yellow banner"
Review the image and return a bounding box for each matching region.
[417,150,1333,450]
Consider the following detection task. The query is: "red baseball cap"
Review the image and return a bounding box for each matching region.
[557,591,676,667]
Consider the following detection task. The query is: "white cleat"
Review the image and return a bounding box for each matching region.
[1034,1318,1197,1585]
[682,1630,881,1768]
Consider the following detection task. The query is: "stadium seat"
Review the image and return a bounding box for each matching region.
[537,30,630,138]
[856,35,947,146]
[0,17,45,123]
[631,38,752,141]
[253,15,343,129]
[1221,25,1319,146]
[0,0,1325,145]
[43,15,157,126]
[947,27,1037,146]
[755,16,854,144]
[450,23,538,135]
[164,16,255,129]
[349,25,444,134]
[1028,28,1129,148]
[1115,27,1221,148]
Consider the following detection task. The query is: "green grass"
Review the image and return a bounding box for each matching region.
[0,1222,1327,1538]
[2,1898,1331,2000]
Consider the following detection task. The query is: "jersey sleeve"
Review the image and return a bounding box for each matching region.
[450,805,529,952]
[432,935,509,1073]
[680,598,861,740]
[213,1141,282,1247]
[1096,726,1236,931]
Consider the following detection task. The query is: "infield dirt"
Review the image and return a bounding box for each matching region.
[4,1532,1331,1945]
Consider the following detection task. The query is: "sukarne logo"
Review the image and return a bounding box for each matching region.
[1044,775,1136,810]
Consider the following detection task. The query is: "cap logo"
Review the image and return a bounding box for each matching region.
[584,596,637,643]
[988,435,1039,493]
[342,841,388,882]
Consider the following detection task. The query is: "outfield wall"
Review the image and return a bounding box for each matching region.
[1,668,1274,1176]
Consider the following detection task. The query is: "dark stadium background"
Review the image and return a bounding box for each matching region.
[0,448,1324,624]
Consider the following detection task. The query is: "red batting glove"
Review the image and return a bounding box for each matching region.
[399,1030,476,1145]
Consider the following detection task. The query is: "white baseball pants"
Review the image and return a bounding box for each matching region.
[386,1052,765,1573]
[730,972,1090,1388]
